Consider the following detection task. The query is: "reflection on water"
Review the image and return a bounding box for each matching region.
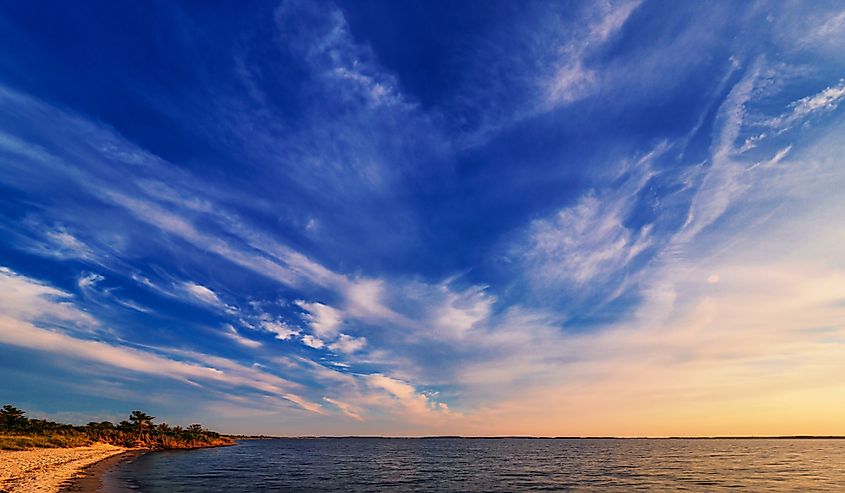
[106,438,845,492]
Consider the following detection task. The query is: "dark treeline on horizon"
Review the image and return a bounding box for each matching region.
[0,404,233,450]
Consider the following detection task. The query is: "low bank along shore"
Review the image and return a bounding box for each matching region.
[0,443,128,493]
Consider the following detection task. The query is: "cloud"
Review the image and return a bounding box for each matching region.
[259,318,300,340]
[104,191,303,288]
[0,267,97,329]
[274,0,407,110]
[77,272,104,290]
[44,228,95,259]
[741,78,845,153]
[0,267,327,415]
[342,279,389,319]
[102,187,407,330]
[432,285,494,340]
[525,193,652,286]
[183,282,224,307]
[763,79,845,131]
[365,374,450,420]
[5,220,97,261]
[542,1,642,108]
[300,334,325,349]
[517,144,662,296]
[281,393,329,416]
[672,61,761,246]
[0,128,56,164]
[814,9,845,39]
[746,145,792,172]
[295,300,342,338]
[448,1,647,148]
[76,272,152,314]
[328,334,367,354]
[224,324,262,349]
[322,396,363,421]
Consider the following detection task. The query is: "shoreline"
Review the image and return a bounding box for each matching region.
[58,449,146,493]
[57,441,234,493]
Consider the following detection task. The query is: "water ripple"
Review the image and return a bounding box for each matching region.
[106,438,845,492]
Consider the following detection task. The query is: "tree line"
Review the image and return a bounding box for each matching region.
[0,404,233,449]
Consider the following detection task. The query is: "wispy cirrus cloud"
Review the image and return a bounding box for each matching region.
[670,60,762,247]
[740,79,845,154]
[322,396,363,421]
[274,0,408,110]
[0,267,326,415]
[542,0,642,108]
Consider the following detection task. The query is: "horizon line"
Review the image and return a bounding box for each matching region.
[228,435,845,440]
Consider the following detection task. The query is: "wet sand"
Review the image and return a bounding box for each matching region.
[58,450,146,493]
[0,444,128,493]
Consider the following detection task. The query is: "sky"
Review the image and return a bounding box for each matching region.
[1,1,844,437]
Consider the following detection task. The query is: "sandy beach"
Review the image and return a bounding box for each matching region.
[0,444,128,493]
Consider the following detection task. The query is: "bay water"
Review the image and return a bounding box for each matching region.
[104,438,845,491]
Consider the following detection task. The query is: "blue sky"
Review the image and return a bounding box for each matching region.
[1,1,845,436]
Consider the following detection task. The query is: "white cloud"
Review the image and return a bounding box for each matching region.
[673,60,761,246]
[365,374,450,420]
[105,188,410,331]
[526,193,653,286]
[0,267,326,415]
[45,228,94,259]
[76,272,151,314]
[259,318,300,340]
[295,300,342,338]
[274,0,407,110]
[432,285,494,339]
[543,1,642,108]
[328,334,367,354]
[106,191,303,288]
[519,146,660,291]
[77,272,104,289]
[743,78,845,153]
[10,221,96,261]
[323,396,363,421]
[545,61,596,107]
[814,10,845,39]
[763,79,845,131]
[224,324,262,349]
[0,266,97,329]
[281,393,328,416]
[301,334,325,349]
[183,281,224,307]
[181,281,237,314]
[746,145,792,172]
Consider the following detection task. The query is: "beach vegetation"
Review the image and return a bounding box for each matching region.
[0,404,234,450]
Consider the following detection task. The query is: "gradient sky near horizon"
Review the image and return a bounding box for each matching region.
[1,1,845,436]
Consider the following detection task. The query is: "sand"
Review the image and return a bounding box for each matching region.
[0,444,129,493]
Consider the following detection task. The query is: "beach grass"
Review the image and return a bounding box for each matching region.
[0,433,92,450]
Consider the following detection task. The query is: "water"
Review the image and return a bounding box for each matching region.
[105,438,845,492]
